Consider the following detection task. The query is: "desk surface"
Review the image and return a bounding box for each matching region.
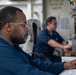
[59,69,76,75]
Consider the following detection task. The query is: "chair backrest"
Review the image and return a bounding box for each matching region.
[27,19,41,54]
[32,22,37,45]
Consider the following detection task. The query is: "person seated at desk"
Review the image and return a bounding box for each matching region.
[33,16,71,62]
[0,6,76,75]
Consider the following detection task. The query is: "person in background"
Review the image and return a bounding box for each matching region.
[33,16,72,62]
[0,6,76,75]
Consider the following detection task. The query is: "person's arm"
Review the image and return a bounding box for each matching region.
[39,31,72,52]
[33,58,64,74]
[33,58,76,75]
[55,32,72,51]
[62,41,68,45]
[48,39,64,49]
[48,39,72,52]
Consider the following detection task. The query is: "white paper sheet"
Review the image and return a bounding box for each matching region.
[59,69,76,75]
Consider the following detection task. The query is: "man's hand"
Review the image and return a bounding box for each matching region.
[63,44,72,52]
[64,60,76,70]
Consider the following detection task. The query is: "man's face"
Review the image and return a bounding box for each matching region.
[9,11,29,44]
[49,19,57,31]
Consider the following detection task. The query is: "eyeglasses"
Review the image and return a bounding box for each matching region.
[19,23,28,28]
[10,22,29,28]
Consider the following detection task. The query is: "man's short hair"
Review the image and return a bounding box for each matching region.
[45,16,56,26]
[0,6,23,30]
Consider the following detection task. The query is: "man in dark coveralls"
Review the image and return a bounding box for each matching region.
[34,16,71,62]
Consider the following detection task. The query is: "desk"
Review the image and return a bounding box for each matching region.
[59,57,76,75]
[59,69,76,75]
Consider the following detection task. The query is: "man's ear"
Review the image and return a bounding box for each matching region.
[47,23,50,26]
[5,23,12,32]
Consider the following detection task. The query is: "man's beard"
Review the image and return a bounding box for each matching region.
[11,33,28,44]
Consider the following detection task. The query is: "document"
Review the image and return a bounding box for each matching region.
[59,69,76,75]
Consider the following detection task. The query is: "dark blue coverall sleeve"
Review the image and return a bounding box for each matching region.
[0,47,55,75]
[33,58,64,75]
